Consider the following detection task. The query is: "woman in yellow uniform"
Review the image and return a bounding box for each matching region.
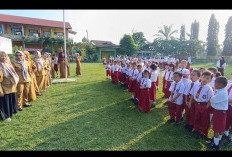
[33,51,47,93]
[12,51,32,111]
[23,50,37,101]
[58,51,70,78]
[0,51,19,121]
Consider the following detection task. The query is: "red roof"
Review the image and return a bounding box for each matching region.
[0,14,72,29]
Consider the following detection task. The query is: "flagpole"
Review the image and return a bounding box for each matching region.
[63,9,67,80]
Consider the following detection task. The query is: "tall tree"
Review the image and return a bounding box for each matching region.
[132,32,147,50]
[180,25,186,41]
[154,25,178,40]
[207,14,219,56]
[222,16,232,56]
[190,20,199,40]
[118,34,138,56]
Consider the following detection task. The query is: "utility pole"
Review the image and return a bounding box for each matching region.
[63,9,67,79]
[86,29,89,42]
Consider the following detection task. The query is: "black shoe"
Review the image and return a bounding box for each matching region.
[23,104,32,107]
[174,121,181,126]
[192,131,201,139]
[201,135,210,141]
[167,119,175,123]
[184,124,190,129]
[207,140,220,151]
[18,108,23,111]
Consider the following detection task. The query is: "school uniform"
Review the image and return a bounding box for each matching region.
[183,80,199,126]
[168,81,185,122]
[125,67,131,87]
[138,77,151,112]
[135,71,143,100]
[12,60,31,109]
[150,70,158,101]
[121,66,127,84]
[225,84,232,131]
[210,87,228,133]
[162,69,168,94]
[128,69,139,93]
[105,64,111,77]
[27,58,37,102]
[156,67,160,88]
[113,65,119,83]
[208,77,216,91]
[111,65,115,82]
[165,71,174,98]
[190,83,214,136]
[118,65,122,83]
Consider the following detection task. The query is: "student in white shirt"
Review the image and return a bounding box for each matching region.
[167,71,185,125]
[207,76,228,151]
[149,64,158,107]
[164,63,175,99]
[208,67,217,91]
[189,71,214,139]
[105,61,111,79]
[134,64,143,104]
[162,63,169,95]
[183,70,201,132]
[216,57,226,76]
[138,70,152,113]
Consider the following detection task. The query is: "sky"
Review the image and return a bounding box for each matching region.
[0,9,232,45]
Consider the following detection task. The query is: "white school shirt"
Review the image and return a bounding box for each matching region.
[168,81,185,105]
[190,83,214,102]
[111,65,115,72]
[121,66,126,73]
[118,65,122,72]
[137,71,143,83]
[162,69,168,78]
[150,71,158,83]
[129,69,136,77]
[156,67,160,74]
[228,80,232,85]
[53,58,58,64]
[105,64,111,70]
[216,60,226,69]
[166,71,174,82]
[210,87,228,111]
[183,80,199,95]
[208,77,215,91]
[140,77,151,88]
[126,68,131,76]
[181,78,191,87]
[131,69,139,80]
[113,65,119,72]
[227,84,232,106]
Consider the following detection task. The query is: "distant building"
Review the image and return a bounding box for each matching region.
[90,40,119,61]
[0,14,74,53]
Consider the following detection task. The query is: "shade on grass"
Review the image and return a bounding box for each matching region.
[0,62,231,150]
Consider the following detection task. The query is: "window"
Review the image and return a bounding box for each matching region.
[54,32,64,38]
[29,29,39,37]
[0,26,2,34]
[11,28,21,35]
[43,31,51,37]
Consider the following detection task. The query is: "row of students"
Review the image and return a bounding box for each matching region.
[0,50,54,122]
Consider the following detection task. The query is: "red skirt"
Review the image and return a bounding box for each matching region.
[121,73,126,84]
[138,88,151,112]
[165,81,172,98]
[128,79,137,93]
[125,76,129,87]
[106,70,111,76]
[111,71,114,82]
[118,72,122,82]
[162,77,166,93]
[150,82,156,101]
[134,82,141,100]
[113,71,119,83]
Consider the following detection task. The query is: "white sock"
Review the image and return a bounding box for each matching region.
[219,135,222,140]
[131,95,134,99]
[214,137,220,146]
[224,130,229,136]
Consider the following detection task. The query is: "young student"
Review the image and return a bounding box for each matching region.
[167,71,185,125]
[223,82,232,146]
[183,70,201,131]
[206,76,228,151]
[134,64,143,104]
[208,67,218,91]
[189,71,214,139]
[162,63,169,96]
[165,64,175,99]
[128,62,138,101]
[177,60,188,73]
[155,62,160,90]
[113,61,120,84]
[216,71,222,78]
[125,63,131,88]
[199,68,206,82]
[105,61,111,79]
[150,64,158,107]
[138,70,151,112]
[120,62,126,86]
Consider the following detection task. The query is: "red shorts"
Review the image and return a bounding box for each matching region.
[212,108,227,133]
[225,105,232,130]
[106,70,111,76]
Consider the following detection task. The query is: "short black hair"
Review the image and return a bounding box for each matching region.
[208,67,218,74]
[202,70,213,79]
[216,71,222,78]
[169,63,175,71]
[143,70,149,75]
[215,76,228,88]
[199,68,205,70]
[137,64,142,68]
[173,71,182,78]
[150,64,157,70]
[192,70,201,77]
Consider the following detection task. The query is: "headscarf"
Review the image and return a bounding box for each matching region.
[33,51,44,71]
[58,51,65,61]
[0,51,19,85]
[14,51,28,81]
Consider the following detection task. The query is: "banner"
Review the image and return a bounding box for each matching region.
[0,36,13,54]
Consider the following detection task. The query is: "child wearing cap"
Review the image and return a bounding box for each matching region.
[206,76,228,151]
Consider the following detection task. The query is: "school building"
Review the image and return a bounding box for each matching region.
[0,14,74,53]
[90,40,119,61]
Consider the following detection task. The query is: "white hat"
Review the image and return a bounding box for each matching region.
[182,69,190,75]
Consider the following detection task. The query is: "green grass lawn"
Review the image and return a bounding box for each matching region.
[0,62,232,151]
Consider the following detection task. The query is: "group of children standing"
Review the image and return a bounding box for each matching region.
[105,56,232,151]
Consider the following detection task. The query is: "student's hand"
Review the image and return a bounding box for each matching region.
[0,92,4,97]
[171,99,174,103]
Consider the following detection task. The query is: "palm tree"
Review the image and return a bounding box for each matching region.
[154,24,178,40]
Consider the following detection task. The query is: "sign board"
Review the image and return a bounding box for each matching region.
[0,36,13,54]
